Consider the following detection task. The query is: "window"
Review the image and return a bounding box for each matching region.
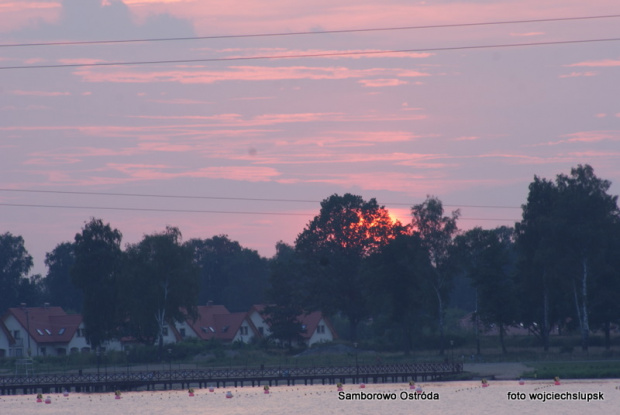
[58,328,66,335]
[240,326,248,335]
[317,325,325,334]
[161,327,169,336]
[258,327,264,335]
[13,330,21,339]
[36,329,44,336]
[44,329,52,335]
[180,328,186,338]
[77,328,85,337]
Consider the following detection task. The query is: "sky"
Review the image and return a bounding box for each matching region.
[1,0,619,277]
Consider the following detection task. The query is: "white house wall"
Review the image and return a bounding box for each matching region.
[66,323,91,353]
[2,314,35,357]
[248,310,271,338]
[232,320,255,344]
[307,318,334,346]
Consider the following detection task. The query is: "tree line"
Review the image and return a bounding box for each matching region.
[1,164,619,354]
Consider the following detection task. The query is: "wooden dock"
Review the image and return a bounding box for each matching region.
[0,362,462,395]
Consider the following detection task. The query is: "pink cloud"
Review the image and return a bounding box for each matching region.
[11,90,71,97]
[57,58,107,65]
[509,32,545,37]
[454,136,480,141]
[219,48,433,60]
[559,71,597,78]
[105,163,281,182]
[566,59,620,68]
[532,131,620,146]
[146,98,214,104]
[72,65,431,84]
[358,78,408,87]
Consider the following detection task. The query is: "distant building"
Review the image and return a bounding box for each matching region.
[248,305,337,346]
[1,306,120,357]
[182,304,259,344]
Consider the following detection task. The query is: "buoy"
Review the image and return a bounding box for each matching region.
[63,390,69,397]
[359,384,365,389]
[416,386,423,394]
[519,379,525,385]
[115,395,122,400]
[45,396,52,404]
[226,391,233,399]
[209,386,215,392]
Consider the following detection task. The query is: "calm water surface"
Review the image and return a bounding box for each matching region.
[1,379,617,415]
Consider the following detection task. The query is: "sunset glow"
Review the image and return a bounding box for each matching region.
[1,0,619,274]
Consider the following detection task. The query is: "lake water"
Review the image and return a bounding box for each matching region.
[0,379,617,415]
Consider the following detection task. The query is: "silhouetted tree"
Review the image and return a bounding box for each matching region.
[72,218,123,349]
[0,232,33,312]
[410,196,459,355]
[295,193,403,340]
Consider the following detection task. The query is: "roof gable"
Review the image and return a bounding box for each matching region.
[6,307,82,344]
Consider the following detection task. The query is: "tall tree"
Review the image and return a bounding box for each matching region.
[186,235,269,311]
[295,193,402,340]
[515,176,564,351]
[264,242,306,348]
[121,227,199,353]
[72,218,123,349]
[516,165,620,351]
[366,233,433,353]
[0,232,33,311]
[555,165,619,351]
[455,226,518,354]
[410,196,459,355]
[45,242,82,312]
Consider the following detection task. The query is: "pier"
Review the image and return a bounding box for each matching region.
[0,362,462,395]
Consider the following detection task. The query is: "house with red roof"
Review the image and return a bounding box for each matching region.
[1,306,121,357]
[248,305,337,347]
[179,304,259,344]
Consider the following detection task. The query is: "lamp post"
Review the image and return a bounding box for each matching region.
[96,348,101,379]
[168,348,172,388]
[354,342,359,379]
[450,340,455,370]
[20,303,31,357]
[126,350,130,375]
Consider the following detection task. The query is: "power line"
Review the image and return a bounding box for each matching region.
[2,37,618,71]
[0,188,521,209]
[0,202,518,222]
[2,13,619,48]
[0,202,308,216]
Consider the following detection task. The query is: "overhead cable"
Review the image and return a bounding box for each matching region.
[1,13,619,48]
